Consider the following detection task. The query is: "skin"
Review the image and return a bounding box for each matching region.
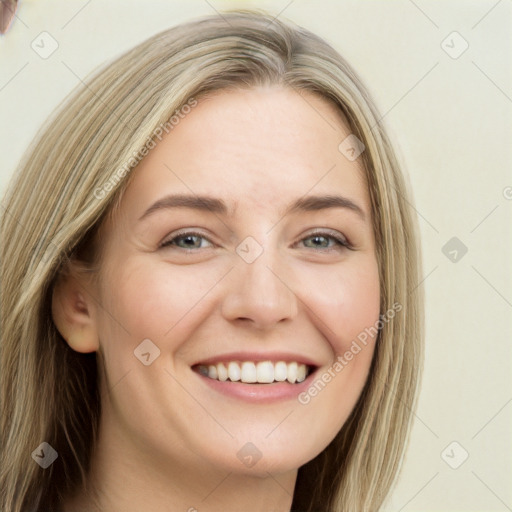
[53,86,380,512]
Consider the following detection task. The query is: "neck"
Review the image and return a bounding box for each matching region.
[62,406,297,512]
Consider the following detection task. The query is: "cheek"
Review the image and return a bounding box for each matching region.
[298,256,381,353]
[293,258,380,445]
[96,259,225,355]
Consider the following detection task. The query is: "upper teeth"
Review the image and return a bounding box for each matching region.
[198,361,309,384]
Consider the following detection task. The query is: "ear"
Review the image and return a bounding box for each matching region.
[51,262,99,353]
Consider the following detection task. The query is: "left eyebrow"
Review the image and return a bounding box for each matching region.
[284,194,366,221]
[138,193,366,222]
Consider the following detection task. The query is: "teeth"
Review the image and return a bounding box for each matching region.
[274,361,287,381]
[208,365,217,379]
[217,362,228,381]
[256,361,274,383]
[296,363,306,383]
[197,360,310,384]
[241,362,257,383]
[228,362,241,382]
[287,362,297,383]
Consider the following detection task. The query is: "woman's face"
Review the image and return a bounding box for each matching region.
[89,86,380,476]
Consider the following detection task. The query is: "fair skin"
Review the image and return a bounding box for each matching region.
[53,86,380,512]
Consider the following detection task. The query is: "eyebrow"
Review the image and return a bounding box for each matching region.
[138,193,366,222]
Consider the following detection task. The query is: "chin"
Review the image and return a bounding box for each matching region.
[198,428,329,477]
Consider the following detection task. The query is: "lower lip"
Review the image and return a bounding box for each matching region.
[194,368,319,403]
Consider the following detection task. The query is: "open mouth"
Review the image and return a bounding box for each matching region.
[193,360,315,384]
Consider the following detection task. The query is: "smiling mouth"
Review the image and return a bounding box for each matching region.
[193,360,314,384]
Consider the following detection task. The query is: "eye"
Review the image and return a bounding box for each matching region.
[159,231,214,251]
[299,230,351,251]
[159,229,351,252]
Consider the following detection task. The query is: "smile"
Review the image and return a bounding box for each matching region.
[196,360,312,384]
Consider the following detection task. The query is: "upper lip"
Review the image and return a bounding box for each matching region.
[192,351,320,368]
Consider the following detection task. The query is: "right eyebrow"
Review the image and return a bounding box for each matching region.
[138,194,233,221]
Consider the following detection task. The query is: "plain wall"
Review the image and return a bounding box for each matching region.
[1,1,511,510]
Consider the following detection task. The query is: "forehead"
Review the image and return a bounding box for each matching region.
[119,86,369,220]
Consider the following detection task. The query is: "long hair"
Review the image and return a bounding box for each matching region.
[0,10,423,511]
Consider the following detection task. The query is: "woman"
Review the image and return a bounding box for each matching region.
[0,9,423,512]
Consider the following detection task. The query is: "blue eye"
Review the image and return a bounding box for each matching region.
[160,230,350,252]
[300,232,350,251]
[160,232,213,250]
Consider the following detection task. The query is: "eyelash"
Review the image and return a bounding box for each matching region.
[159,230,351,252]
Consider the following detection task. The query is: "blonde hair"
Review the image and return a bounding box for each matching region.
[0,9,423,511]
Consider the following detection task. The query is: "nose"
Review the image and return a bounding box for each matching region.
[221,247,299,330]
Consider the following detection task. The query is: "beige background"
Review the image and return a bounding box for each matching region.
[1,1,511,510]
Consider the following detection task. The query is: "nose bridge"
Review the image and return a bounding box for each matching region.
[221,240,298,328]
